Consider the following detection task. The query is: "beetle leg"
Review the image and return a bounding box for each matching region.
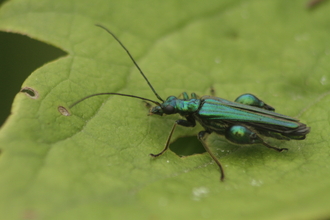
[182,92,189,100]
[177,115,196,127]
[191,92,198,99]
[177,92,189,100]
[198,131,225,181]
[261,141,288,152]
[150,117,196,157]
[225,125,288,152]
[235,93,275,111]
[150,122,178,157]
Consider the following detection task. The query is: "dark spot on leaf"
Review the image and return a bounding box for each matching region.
[22,209,38,220]
[58,106,70,116]
[225,29,239,40]
[170,136,206,157]
[210,86,216,96]
[307,0,328,9]
[21,87,39,99]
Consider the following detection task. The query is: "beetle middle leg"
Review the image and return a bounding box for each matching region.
[198,130,225,181]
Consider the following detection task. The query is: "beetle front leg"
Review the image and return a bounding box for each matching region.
[225,125,288,152]
[150,116,196,157]
[235,93,275,111]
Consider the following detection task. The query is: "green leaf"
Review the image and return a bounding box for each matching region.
[0,0,329,219]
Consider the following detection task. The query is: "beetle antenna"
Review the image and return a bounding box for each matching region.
[95,24,164,102]
[69,92,161,109]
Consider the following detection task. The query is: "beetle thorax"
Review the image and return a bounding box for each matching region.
[150,96,201,116]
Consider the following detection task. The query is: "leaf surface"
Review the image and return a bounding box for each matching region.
[0,0,329,219]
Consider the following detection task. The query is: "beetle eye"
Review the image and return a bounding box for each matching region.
[163,105,175,114]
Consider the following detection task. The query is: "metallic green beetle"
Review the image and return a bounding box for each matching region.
[70,25,310,181]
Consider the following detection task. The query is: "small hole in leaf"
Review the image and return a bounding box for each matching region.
[58,106,71,116]
[169,136,206,157]
[21,87,39,99]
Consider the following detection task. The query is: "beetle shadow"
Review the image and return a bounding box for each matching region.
[170,134,290,165]
[169,136,206,157]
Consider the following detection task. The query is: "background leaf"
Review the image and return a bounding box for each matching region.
[0,0,329,219]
